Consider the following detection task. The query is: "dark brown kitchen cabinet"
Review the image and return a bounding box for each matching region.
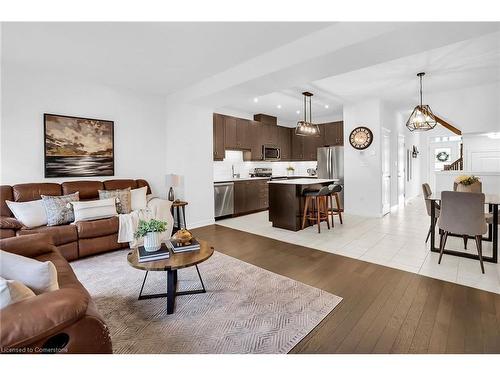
[291,133,304,160]
[249,121,263,161]
[233,180,269,215]
[278,126,291,161]
[303,135,322,161]
[224,116,237,149]
[261,124,278,145]
[322,121,344,146]
[236,118,251,149]
[213,113,225,161]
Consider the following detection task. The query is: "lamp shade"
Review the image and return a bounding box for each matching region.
[166,174,181,187]
[406,104,437,132]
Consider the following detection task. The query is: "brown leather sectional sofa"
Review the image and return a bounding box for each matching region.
[0,233,113,353]
[0,179,151,261]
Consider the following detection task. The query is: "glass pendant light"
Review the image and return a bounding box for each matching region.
[406,72,437,132]
[295,92,321,137]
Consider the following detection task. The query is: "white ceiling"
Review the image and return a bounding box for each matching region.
[1,22,332,95]
[224,30,500,124]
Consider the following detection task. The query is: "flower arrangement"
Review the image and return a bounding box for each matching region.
[455,175,480,186]
[134,219,168,239]
[286,166,295,172]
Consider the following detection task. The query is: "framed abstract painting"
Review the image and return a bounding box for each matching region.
[44,113,114,177]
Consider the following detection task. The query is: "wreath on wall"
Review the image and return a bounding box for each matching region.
[436,151,450,162]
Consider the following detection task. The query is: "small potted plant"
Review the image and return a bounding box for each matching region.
[286,165,295,176]
[455,175,481,193]
[135,219,168,252]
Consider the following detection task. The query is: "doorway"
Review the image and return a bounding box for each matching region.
[397,134,405,205]
[381,128,391,215]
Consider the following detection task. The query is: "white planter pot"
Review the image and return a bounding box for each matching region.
[144,231,162,252]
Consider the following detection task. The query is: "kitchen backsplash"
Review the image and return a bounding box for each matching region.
[214,150,317,181]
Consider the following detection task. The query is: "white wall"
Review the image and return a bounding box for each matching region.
[462,133,500,172]
[164,101,214,228]
[343,99,383,217]
[0,66,167,196]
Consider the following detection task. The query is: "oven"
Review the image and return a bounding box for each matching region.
[262,145,281,161]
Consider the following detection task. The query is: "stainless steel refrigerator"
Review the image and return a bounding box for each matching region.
[317,146,344,208]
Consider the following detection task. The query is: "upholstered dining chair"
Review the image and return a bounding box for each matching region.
[422,183,440,243]
[438,191,488,274]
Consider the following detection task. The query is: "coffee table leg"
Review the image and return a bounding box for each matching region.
[166,270,178,314]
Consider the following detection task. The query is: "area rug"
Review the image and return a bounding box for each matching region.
[72,249,342,354]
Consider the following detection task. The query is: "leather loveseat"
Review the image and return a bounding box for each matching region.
[0,179,151,261]
[0,233,113,353]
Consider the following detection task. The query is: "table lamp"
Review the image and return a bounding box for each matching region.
[166,174,181,202]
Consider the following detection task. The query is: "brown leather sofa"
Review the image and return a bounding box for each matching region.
[0,233,113,353]
[0,179,151,261]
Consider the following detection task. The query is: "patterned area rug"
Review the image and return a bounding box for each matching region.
[72,249,342,354]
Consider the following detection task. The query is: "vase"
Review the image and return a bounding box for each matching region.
[144,231,162,252]
[456,181,482,193]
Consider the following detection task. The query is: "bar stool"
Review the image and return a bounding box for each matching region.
[327,184,343,227]
[301,186,331,233]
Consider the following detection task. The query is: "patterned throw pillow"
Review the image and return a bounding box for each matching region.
[98,188,132,214]
[41,192,80,226]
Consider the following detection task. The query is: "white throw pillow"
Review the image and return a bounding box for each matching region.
[131,186,148,211]
[5,200,48,228]
[0,251,59,295]
[71,197,117,222]
[0,276,36,309]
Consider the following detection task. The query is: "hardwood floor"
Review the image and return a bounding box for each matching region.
[191,224,500,353]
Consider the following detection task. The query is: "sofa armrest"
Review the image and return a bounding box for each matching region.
[0,288,90,349]
[0,216,23,230]
[0,233,55,258]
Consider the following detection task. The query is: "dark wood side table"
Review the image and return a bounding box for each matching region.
[171,200,188,230]
[127,240,214,314]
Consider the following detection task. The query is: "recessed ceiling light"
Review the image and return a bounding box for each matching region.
[277,104,282,109]
[324,104,329,109]
[296,110,300,114]
[253,97,259,103]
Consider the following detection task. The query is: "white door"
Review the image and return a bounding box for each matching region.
[397,135,405,205]
[382,128,391,215]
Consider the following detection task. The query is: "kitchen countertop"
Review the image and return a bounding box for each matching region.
[268,178,339,185]
[214,176,316,183]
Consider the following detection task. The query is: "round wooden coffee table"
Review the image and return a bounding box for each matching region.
[127,240,214,314]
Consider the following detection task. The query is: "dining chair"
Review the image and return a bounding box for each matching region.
[437,191,488,273]
[422,183,440,243]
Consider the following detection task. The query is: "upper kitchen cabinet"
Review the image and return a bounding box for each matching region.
[261,123,278,146]
[213,113,225,161]
[291,133,304,160]
[277,126,291,161]
[249,121,263,161]
[321,121,344,146]
[224,115,237,149]
[236,118,252,149]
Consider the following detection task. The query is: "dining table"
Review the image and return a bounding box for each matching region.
[428,193,499,263]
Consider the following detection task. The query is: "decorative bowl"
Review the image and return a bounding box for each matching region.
[172,229,194,245]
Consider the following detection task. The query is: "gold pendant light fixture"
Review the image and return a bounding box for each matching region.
[295,91,320,137]
[406,72,438,132]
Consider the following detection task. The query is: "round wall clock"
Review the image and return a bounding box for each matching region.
[349,126,373,150]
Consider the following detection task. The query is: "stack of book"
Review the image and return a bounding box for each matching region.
[137,244,170,263]
[166,238,201,254]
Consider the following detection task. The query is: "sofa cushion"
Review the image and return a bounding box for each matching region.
[0,250,59,294]
[18,225,78,246]
[1,185,14,217]
[41,192,80,226]
[99,188,131,214]
[71,198,117,222]
[13,183,61,202]
[6,199,48,228]
[75,216,119,239]
[62,181,104,200]
[104,179,137,191]
[0,277,36,309]
[0,229,16,239]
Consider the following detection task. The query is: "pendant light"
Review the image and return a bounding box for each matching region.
[295,92,320,137]
[406,72,437,132]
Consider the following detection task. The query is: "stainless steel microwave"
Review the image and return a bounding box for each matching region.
[262,145,281,161]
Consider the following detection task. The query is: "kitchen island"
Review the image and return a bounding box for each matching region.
[268,178,339,231]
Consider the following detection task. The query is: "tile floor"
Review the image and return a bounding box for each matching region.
[217,198,500,294]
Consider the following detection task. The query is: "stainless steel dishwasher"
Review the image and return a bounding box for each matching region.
[214,182,234,218]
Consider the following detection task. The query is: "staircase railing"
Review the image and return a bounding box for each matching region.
[444,143,463,171]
